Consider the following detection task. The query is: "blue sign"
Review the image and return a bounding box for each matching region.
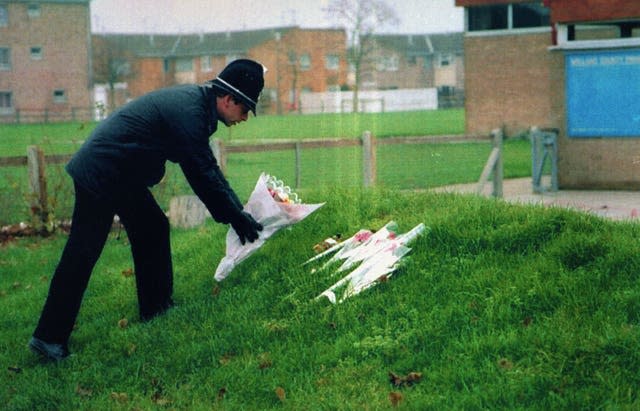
[566,49,640,137]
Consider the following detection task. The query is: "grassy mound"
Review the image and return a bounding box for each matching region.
[2,187,639,409]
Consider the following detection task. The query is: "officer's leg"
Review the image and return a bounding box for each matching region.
[115,187,173,320]
[33,182,114,345]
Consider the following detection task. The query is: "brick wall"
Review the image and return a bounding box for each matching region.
[0,2,92,119]
[464,32,555,136]
[249,28,348,113]
[93,28,348,115]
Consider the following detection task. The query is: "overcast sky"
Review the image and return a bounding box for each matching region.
[91,0,464,34]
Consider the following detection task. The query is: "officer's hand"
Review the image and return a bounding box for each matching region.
[231,211,263,245]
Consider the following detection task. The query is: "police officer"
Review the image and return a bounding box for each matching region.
[29,59,265,361]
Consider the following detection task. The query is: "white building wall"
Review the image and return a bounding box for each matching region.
[299,88,438,114]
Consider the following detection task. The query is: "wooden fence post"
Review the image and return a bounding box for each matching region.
[362,131,377,187]
[27,145,49,223]
[211,139,227,174]
[476,128,503,197]
[295,142,302,189]
[491,128,503,198]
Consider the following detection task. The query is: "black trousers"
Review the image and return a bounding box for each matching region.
[33,181,173,345]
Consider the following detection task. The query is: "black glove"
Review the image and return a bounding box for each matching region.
[230,211,263,245]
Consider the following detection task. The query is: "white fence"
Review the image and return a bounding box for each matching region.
[299,88,438,114]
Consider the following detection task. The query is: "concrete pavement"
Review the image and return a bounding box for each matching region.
[432,177,640,222]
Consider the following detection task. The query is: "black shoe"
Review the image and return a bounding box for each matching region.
[140,298,175,322]
[29,337,70,361]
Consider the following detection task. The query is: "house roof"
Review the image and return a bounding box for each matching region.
[7,0,91,3]
[373,32,464,57]
[95,27,296,58]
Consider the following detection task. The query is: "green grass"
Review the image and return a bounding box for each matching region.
[0,109,465,156]
[2,187,639,409]
[0,109,534,225]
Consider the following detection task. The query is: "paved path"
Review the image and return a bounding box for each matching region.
[431,177,640,222]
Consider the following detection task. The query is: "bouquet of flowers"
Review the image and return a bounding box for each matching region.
[214,173,324,281]
[309,221,427,303]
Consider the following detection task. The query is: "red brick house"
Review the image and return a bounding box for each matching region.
[92,27,349,115]
[456,0,640,189]
[0,0,93,122]
[370,32,464,107]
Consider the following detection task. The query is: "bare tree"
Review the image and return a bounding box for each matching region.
[324,0,399,113]
[92,36,135,111]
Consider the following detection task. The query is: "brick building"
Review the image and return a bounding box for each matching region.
[456,0,640,189]
[0,0,92,122]
[370,32,464,107]
[92,27,349,115]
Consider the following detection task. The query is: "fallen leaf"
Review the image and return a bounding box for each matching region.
[118,318,128,329]
[389,391,403,407]
[389,371,422,387]
[258,352,273,369]
[121,268,134,278]
[212,285,221,296]
[275,386,286,402]
[126,343,137,356]
[110,392,128,403]
[498,358,513,370]
[76,384,93,398]
[219,352,235,365]
[151,390,170,405]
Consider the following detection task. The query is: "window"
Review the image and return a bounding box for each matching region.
[325,54,339,70]
[175,58,193,72]
[30,46,43,60]
[0,5,7,27]
[468,2,549,32]
[423,55,433,69]
[163,59,171,73]
[53,89,66,103]
[299,54,311,71]
[0,48,10,70]
[0,91,12,113]
[438,86,456,96]
[27,4,41,18]
[439,54,452,67]
[513,3,549,28]
[468,5,508,31]
[201,55,212,72]
[377,55,399,71]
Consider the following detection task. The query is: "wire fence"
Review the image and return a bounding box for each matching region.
[0,133,502,227]
[0,107,100,124]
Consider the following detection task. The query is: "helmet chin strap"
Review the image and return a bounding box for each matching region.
[215,76,257,108]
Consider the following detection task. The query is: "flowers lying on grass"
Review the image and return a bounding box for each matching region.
[214,173,323,281]
[307,221,427,303]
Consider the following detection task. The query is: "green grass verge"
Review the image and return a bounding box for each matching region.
[1,188,639,409]
[1,109,536,226]
[0,109,465,156]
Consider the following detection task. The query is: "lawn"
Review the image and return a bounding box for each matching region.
[0,109,466,156]
[0,109,534,225]
[2,187,639,409]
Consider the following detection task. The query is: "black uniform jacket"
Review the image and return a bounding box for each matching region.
[66,84,243,224]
